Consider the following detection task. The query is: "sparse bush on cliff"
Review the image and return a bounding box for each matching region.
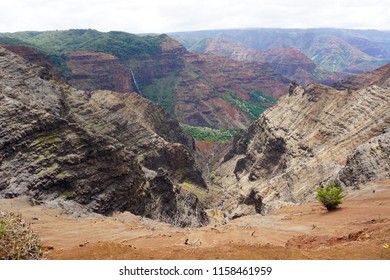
[316,182,346,211]
[0,211,43,260]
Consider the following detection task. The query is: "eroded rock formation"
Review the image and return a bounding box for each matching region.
[66,51,135,93]
[0,46,208,227]
[214,79,390,218]
[335,62,390,90]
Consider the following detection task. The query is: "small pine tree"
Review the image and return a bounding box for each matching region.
[316,182,346,211]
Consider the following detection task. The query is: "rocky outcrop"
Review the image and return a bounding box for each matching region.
[214,82,390,217]
[0,43,65,82]
[338,130,390,187]
[66,51,135,93]
[0,46,208,227]
[335,62,390,90]
[185,52,288,99]
[129,36,187,86]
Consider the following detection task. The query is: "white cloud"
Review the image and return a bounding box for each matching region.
[1,0,389,33]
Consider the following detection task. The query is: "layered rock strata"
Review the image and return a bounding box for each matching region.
[0,46,208,227]
[214,80,390,218]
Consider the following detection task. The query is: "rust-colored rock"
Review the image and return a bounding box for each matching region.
[66,51,135,93]
[0,43,65,82]
[335,62,390,90]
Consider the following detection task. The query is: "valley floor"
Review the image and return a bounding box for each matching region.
[1,180,389,260]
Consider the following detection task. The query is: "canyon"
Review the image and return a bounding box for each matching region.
[213,80,390,219]
[0,28,389,260]
[171,28,390,75]
[0,30,288,129]
[0,45,207,227]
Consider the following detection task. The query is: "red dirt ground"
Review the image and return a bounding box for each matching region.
[0,180,389,260]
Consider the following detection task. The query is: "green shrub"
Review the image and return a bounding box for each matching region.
[316,182,346,211]
[180,123,241,142]
[222,89,276,121]
[0,211,43,260]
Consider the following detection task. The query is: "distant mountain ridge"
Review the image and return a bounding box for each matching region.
[1,31,389,229]
[2,28,389,135]
[170,28,390,75]
[0,29,287,130]
[335,62,390,90]
[198,37,336,85]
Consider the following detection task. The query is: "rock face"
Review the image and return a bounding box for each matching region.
[338,130,390,187]
[175,52,288,128]
[214,80,390,217]
[0,31,288,129]
[66,51,136,93]
[202,38,333,86]
[335,63,390,90]
[255,48,317,83]
[172,28,390,74]
[132,36,289,129]
[0,46,208,227]
[0,43,65,82]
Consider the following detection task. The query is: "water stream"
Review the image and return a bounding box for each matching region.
[130,70,142,95]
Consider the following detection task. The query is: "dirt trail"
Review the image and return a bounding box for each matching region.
[1,180,389,260]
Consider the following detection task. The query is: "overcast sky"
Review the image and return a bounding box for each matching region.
[1,0,389,34]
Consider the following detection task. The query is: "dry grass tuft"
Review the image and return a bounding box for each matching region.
[0,211,43,260]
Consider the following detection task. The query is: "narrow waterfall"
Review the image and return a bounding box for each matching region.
[130,70,142,95]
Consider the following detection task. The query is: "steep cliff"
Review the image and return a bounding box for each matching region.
[134,36,288,129]
[335,62,390,90]
[174,52,288,128]
[0,30,288,130]
[66,51,135,93]
[0,46,208,227]
[214,80,390,218]
[338,130,390,187]
[172,28,390,74]
[202,38,334,86]
[0,43,65,82]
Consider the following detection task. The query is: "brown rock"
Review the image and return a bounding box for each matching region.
[215,81,390,216]
[66,51,135,93]
[0,45,208,227]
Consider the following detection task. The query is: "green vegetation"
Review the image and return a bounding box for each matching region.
[209,171,217,181]
[222,89,276,121]
[32,134,62,146]
[174,37,211,53]
[316,182,346,211]
[60,190,73,199]
[37,163,59,177]
[0,211,43,260]
[180,123,241,142]
[56,171,70,180]
[180,181,207,200]
[142,74,178,115]
[3,29,165,58]
[32,134,62,165]
[0,36,37,48]
[1,29,165,72]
